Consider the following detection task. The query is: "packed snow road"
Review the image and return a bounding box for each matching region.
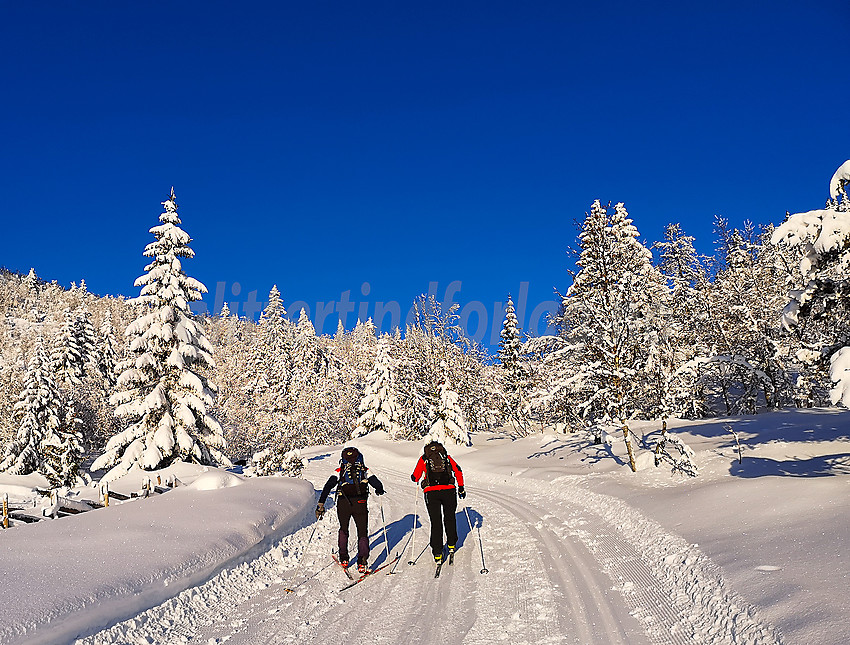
[76,444,782,645]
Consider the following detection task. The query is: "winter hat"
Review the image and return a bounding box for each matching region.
[341,446,361,463]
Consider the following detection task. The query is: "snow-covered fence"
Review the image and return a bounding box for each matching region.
[1,495,43,527]
[2,476,181,529]
[42,490,102,519]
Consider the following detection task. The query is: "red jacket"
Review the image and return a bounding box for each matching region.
[411,455,464,493]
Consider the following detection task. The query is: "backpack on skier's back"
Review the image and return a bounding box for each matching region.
[337,446,369,498]
[423,441,454,487]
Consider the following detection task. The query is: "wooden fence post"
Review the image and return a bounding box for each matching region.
[3,493,8,529]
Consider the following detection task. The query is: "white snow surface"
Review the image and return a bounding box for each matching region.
[1,409,849,645]
[0,465,313,645]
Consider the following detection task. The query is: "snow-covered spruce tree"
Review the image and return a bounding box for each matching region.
[557,200,669,471]
[259,285,290,355]
[772,160,850,407]
[352,338,404,439]
[428,376,471,445]
[291,308,326,393]
[50,308,85,387]
[498,295,530,433]
[74,306,98,375]
[251,444,305,477]
[42,397,84,488]
[250,285,293,414]
[97,310,119,388]
[0,337,62,477]
[93,189,228,480]
[23,267,39,295]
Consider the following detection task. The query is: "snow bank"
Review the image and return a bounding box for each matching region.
[0,470,314,645]
[187,468,245,490]
[0,471,50,501]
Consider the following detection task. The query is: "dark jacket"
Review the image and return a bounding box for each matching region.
[318,466,384,504]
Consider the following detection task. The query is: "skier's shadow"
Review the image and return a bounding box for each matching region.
[455,507,483,550]
[367,513,422,567]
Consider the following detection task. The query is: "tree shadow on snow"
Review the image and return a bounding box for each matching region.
[528,439,573,460]
[671,410,850,445]
[730,453,850,478]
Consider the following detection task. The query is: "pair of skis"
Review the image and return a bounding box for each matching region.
[434,548,454,579]
[333,553,401,591]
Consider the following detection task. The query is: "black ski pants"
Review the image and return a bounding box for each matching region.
[336,495,370,563]
[424,488,458,556]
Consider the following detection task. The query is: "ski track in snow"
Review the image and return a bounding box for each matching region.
[74,450,783,645]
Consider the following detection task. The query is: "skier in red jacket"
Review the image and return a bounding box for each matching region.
[410,439,465,563]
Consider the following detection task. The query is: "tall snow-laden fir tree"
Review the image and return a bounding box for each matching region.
[23,267,38,293]
[75,306,98,375]
[498,295,523,372]
[352,338,404,439]
[42,397,84,488]
[93,189,228,481]
[50,308,85,387]
[251,285,292,403]
[97,310,119,388]
[292,308,324,391]
[498,295,529,431]
[259,285,289,354]
[0,337,62,477]
[428,376,471,445]
[557,200,669,471]
[772,160,850,407]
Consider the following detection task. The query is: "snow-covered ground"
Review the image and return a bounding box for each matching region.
[1,408,848,645]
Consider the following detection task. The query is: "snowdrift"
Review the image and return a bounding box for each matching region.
[0,469,314,645]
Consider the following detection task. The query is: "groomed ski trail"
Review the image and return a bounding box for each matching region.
[74,447,783,645]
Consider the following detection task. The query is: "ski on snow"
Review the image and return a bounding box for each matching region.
[339,554,401,592]
[331,554,355,580]
[435,548,454,578]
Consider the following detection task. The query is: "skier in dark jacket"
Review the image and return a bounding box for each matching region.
[317,446,385,573]
[410,439,465,563]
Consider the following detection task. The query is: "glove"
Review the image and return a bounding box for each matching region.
[315,503,325,520]
[458,486,466,499]
[410,474,417,482]
[375,488,385,496]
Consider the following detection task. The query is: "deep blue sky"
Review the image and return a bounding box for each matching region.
[2,1,848,347]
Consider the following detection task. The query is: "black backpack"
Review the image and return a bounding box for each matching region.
[423,441,454,487]
[337,447,369,498]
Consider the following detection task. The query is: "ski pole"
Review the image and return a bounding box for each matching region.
[408,487,419,565]
[388,522,415,574]
[410,543,429,566]
[380,498,390,565]
[285,522,320,593]
[463,504,489,574]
